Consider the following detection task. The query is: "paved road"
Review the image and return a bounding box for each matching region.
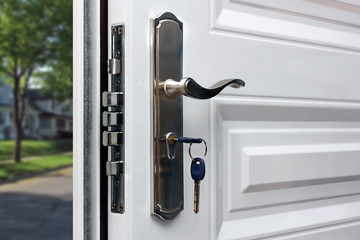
[0,167,72,240]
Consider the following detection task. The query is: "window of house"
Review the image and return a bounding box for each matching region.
[61,104,71,113]
[24,116,29,128]
[24,116,34,129]
[56,119,66,129]
[39,117,51,129]
[0,113,4,124]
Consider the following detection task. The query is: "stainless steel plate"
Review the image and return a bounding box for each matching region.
[151,12,184,220]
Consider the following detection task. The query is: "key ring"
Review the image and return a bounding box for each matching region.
[189,138,207,161]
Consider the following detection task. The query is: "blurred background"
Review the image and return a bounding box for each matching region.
[0,0,73,239]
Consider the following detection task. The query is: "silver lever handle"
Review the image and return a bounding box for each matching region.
[164,78,245,99]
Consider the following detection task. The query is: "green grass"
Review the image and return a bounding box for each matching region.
[0,139,72,161]
[0,154,73,180]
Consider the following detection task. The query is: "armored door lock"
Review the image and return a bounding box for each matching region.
[150,12,245,220]
[102,24,125,214]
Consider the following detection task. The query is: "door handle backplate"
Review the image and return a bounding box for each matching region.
[151,12,184,221]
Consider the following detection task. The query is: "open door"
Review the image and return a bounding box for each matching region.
[74,0,360,239]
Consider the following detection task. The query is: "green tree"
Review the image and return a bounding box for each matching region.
[0,0,72,162]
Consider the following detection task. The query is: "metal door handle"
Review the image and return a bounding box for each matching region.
[164,78,245,99]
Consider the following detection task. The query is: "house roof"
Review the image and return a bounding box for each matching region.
[28,101,72,119]
[25,89,71,118]
[0,87,72,119]
[0,102,13,107]
[26,89,51,100]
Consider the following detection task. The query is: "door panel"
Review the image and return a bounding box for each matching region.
[105,0,360,239]
[212,0,360,50]
[268,221,360,240]
[211,98,360,239]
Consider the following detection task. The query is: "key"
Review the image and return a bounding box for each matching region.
[167,135,202,145]
[190,157,206,213]
[177,137,202,144]
[166,133,202,159]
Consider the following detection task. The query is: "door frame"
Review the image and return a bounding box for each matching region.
[73,0,106,239]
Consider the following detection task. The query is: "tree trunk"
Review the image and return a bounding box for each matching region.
[14,119,22,163]
[13,68,32,163]
[13,74,22,163]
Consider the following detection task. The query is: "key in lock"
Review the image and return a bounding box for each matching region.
[165,132,202,159]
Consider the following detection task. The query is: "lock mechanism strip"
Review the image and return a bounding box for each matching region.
[151,12,184,220]
[102,24,125,214]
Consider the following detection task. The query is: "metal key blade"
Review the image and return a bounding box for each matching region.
[194,180,200,213]
[191,157,205,214]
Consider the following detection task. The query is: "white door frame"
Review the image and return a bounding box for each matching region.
[73,0,102,239]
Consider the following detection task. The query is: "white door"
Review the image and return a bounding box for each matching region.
[74,0,360,239]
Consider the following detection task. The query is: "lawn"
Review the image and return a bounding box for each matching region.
[0,139,72,161]
[0,154,73,180]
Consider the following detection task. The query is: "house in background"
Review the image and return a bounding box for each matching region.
[0,80,13,139]
[0,79,72,140]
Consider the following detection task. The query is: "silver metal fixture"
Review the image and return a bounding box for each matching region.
[108,58,121,74]
[163,78,245,99]
[150,12,245,221]
[102,92,123,107]
[102,131,123,146]
[102,112,123,126]
[106,161,123,176]
[102,24,125,214]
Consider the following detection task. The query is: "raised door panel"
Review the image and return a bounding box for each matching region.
[211,98,360,239]
[208,0,360,239]
[200,0,360,104]
[212,0,360,49]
